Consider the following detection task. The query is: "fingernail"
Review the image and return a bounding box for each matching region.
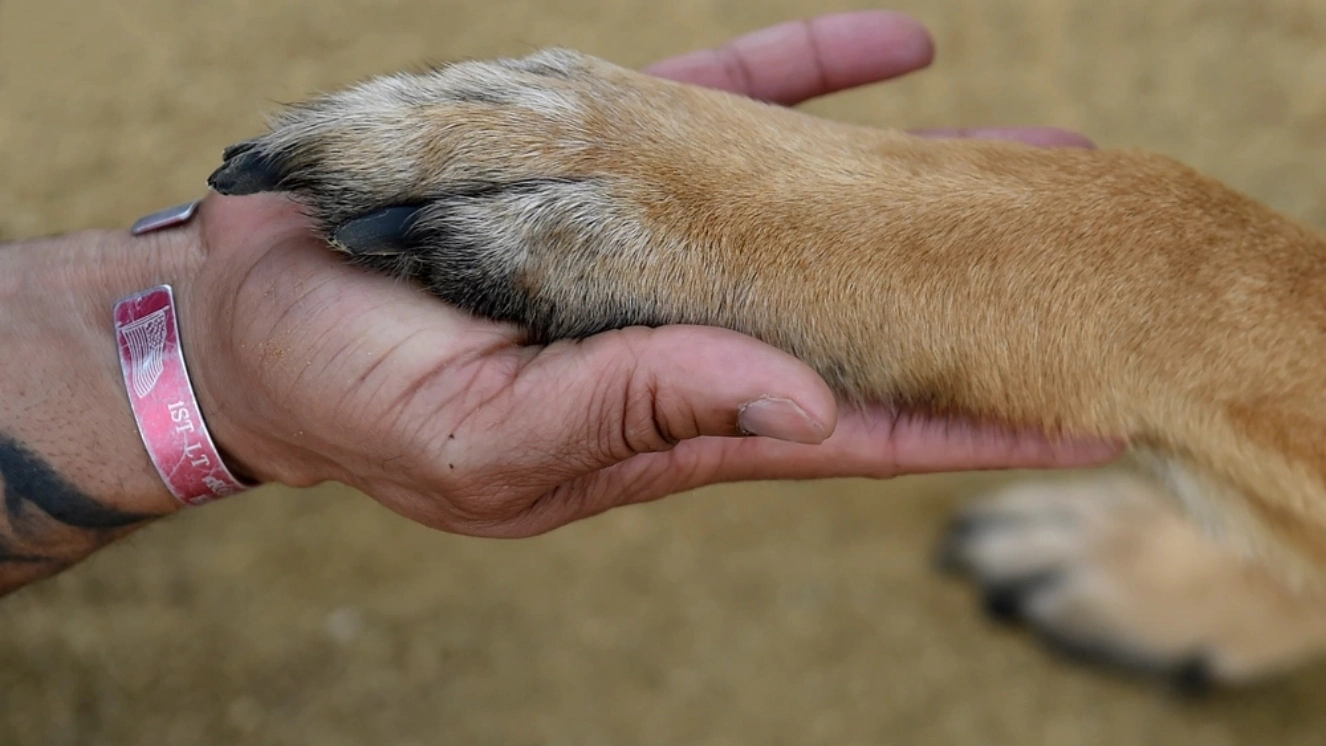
[130,200,201,235]
[737,397,826,445]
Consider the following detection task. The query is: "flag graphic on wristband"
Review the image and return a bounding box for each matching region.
[114,285,249,505]
[121,309,168,397]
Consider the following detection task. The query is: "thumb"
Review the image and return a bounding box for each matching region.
[460,324,839,509]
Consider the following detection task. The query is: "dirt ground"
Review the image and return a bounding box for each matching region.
[3,0,1326,744]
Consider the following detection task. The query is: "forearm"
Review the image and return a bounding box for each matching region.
[0,226,203,593]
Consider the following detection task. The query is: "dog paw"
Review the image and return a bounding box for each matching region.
[939,474,1326,689]
[207,49,813,342]
[209,50,634,335]
[208,49,604,216]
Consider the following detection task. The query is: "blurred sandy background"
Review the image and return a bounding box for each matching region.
[3,0,1326,744]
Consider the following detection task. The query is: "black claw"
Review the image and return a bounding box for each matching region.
[980,572,1060,625]
[221,139,260,161]
[207,149,286,196]
[982,585,1026,623]
[1169,656,1215,698]
[332,206,425,255]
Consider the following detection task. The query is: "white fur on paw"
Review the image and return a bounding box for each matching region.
[940,473,1326,687]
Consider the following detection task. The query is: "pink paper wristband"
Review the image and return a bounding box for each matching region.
[114,284,251,506]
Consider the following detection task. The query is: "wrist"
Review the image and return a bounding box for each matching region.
[175,195,329,489]
[0,217,210,517]
[170,193,415,492]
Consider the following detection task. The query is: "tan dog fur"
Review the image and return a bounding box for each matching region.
[209,49,1326,683]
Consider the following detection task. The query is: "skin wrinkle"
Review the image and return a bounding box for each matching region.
[388,350,521,484]
[0,502,57,565]
[865,406,906,474]
[386,350,477,441]
[220,233,276,367]
[800,19,834,103]
[351,329,424,395]
[285,312,360,399]
[0,548,53,565]
[643,365,688,450]
[240,259,342,384]
[624,332,722,449]
[604,352,654,463]
[336,296,522,437]
[587,336,679,460]
[715,44,757,105]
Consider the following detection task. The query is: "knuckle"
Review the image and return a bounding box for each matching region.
[591,344,682,460]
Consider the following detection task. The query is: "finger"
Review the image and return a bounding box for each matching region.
[645,11,934,105]
[873,409,1122,472]
[555,406,1123,520]
[452,325,841,526]
[507,325,838,459]
[911,126,1097,149]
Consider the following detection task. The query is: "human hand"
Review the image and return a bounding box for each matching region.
[182,10,1118,537]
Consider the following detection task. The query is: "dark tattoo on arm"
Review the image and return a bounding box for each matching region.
[0,433,157,592]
